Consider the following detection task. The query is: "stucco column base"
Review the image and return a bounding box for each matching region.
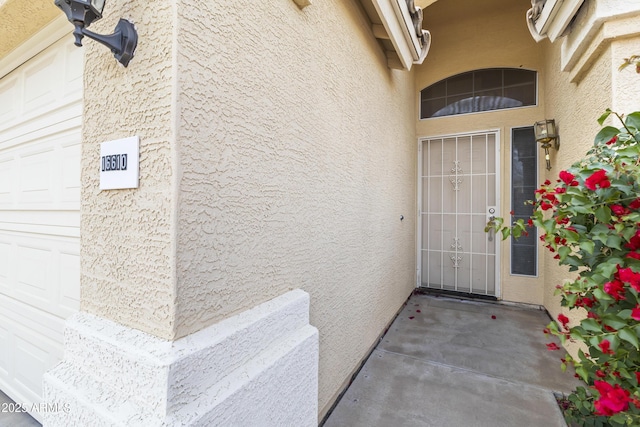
[42,289,319,427]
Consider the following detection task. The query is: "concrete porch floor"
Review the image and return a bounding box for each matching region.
[323,292,582,427]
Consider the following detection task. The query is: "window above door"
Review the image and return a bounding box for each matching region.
[420,68,537,119]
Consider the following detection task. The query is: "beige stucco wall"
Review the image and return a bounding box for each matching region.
[79,1,178,340]
[540,45,611,321]
[173,0,416,417]
[540,4,640,333]
[0,0,59,59]
[416,0,547,305]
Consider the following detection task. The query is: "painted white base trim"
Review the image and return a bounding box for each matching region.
[42,289,319,426]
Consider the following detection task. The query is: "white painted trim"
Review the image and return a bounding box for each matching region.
[43,290,319,426]
[0,15,71,79]
[546,0,585,42]
[529,0,584,43]
[561,4,640,79]
[370,0,428,70]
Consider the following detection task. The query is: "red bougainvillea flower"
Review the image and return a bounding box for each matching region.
[617,267,640,292]
[626,229,640,251]
[599,339,615,355]
[540,201,554,211]
[593,381,631,416]
[560,171,578,186]
[606,135,618,145]
[630,198,640,210]
[596,370,607,378]
[527,219,534,227]
[543,193,558,204]
[557,314,570,329]
[632,306,640,321]
[546,342,560,351]
[611,204,629,216]
[627,252,640,260]
[636,372,640,385]
[604,280,626,300]
[555,187,566,194]
[585,169,611,190]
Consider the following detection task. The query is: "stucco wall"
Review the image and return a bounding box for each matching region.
[415,0,547,305]
[540,3,640,329]
[80,1,177,340]
[541,40,611,331]
[174,0,416,418]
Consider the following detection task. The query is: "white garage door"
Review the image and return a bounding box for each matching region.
[0,32,82,421]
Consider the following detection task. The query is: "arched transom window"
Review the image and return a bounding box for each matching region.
[420,68,537,119]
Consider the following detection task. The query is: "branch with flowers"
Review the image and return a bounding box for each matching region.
[486,109,640,426]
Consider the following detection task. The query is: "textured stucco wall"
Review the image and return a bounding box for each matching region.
[0,0,59,59]
[541,41,611,329]
[80,1,177,340]
[541,5,640,331]
[416,0,547,305]
[173,0,416,418]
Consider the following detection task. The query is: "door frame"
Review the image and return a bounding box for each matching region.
[416,129,502,298]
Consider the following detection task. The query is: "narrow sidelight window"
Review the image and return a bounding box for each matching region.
[511,127,537,276]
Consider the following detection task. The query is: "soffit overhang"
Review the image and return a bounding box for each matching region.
[360,0,431,70]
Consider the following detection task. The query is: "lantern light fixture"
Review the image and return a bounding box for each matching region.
[54,0,138,67]
[534,119,560,171]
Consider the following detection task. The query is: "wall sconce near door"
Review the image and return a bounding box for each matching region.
[55,0,138,67]
[534,119,559,170]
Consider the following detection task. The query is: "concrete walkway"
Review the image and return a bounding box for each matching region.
[323,293,582,427]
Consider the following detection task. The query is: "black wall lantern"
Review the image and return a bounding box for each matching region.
[55,0,138,67]
[534,119,560,171]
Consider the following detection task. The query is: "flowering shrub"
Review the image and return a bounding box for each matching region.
[487,109,640,426]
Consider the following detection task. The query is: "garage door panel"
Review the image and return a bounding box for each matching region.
[23,48,62,116]
[59,250,80,312]
[0,298,65,404]
[0,211,80,231]
[0,31,80,415]
[0,156,12,203]
[1,129,81,209]
[17,244,53,303]
[19,147,55,204]
[0,36,82,145]
[61,135,81,203]
[0,240,10,287]
[0,325,8,377]
[0,75,19,124]
[1,232,80,318]
[63,43,83,95]
[0,103,82,151]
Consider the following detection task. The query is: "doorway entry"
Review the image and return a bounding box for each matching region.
[418,131,500,297]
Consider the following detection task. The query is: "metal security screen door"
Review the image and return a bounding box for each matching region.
[419,132,499,296]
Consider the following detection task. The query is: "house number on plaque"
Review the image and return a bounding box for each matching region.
[101,154,128,172]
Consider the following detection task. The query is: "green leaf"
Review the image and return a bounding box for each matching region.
[625,111,640,131]
[619,309,632,320]
[603,315,627,330]
[580,240,595,254]
[595,206,612,223]
[595,126,620,144]
[581,318,602,333]
[575,366,589,382]
[598,109,613,126]
[618,327,640,349]
[606,235,623,250]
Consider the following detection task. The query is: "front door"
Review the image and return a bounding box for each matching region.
[418,131,499,297]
